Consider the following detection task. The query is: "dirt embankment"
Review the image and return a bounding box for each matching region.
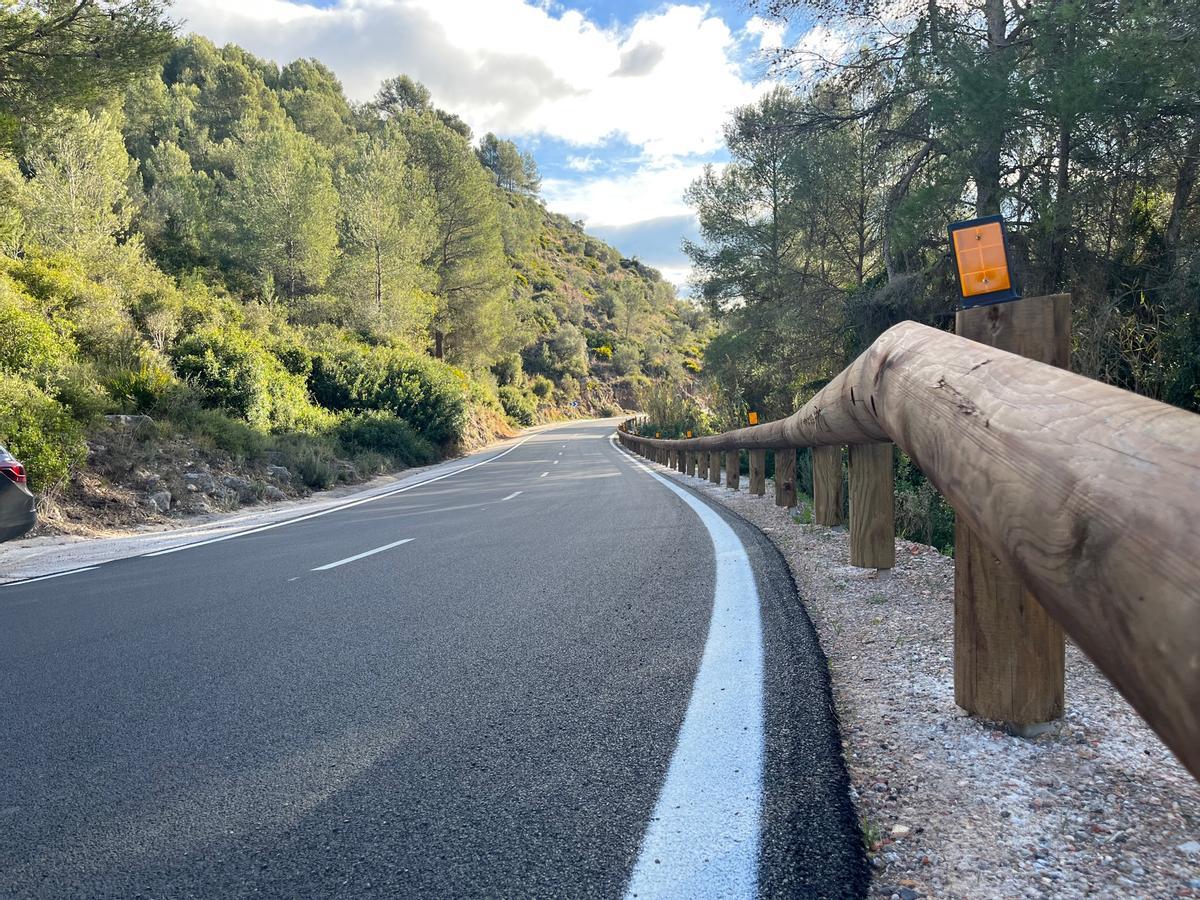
[31,410,520,540]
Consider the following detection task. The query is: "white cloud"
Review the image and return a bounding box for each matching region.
[173,0,763,160]
[789,23,857,77]
[170,0,771,286]
[541,160,710,227]
[565,154,601,172]
[745,15,785,52]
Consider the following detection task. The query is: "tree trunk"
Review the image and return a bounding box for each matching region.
[1048,119,1073,288]
[374,243,384,314]
[973,0,1008,217]
[1164,117,1200,266]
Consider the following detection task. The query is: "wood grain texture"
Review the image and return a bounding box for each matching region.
[726,451,740,490]
[812,445,845,526]
[955,519,1065,723]
[774,449,797,508]
[955,294,1068,725]
[709,450,721,484]
[848,442,895,569]
[621,317,1200,776]
[749,449,766,496]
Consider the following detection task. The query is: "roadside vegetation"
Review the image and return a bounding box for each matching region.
[638,0,1199,551]
[0,2,706,530]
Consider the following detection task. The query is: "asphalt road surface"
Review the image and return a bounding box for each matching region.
[0,420,868,898]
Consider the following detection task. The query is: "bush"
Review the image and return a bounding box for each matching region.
[309,345,469,447]
[153,388,267,459]
[895,452,955,553]
[269,434,338,490]
[498,385,537,426]
[0,279,72,385]
[333,411,436,467]
[169,326,329,432]
[0,375,86,490]
[612,344,641,375]
[104,358,176,413]
[529,374,554,400]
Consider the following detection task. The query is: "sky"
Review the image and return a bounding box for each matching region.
[170,0,805,289]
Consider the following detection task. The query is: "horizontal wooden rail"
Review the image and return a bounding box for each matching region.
[619,320,1200,779]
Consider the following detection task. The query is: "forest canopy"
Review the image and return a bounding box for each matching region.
[686,0,1200,424]
[0,2,707,502]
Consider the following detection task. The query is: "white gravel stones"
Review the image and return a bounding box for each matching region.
[655,462,1200,899]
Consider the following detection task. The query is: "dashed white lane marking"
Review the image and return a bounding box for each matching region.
[540,472,549,477]
[311,538,414,572]
[553,460,559,465]
[3,566,99,587]
[613,436,765,900]
[142,436,537,559]
[501,491,522,501]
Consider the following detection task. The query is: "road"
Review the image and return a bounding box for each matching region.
[0,420,868,898]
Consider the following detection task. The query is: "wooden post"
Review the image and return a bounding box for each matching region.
[726,451,739,490]
[954,294,1068,730]
[848,442,894,569]
[773,449,797,508]
[709,451,721,484]
[685,452,695,477]
[677,450,686,474]
[748,449,766,496]
[812,445,845,526]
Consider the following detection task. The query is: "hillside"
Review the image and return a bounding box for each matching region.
[0,35,708,535]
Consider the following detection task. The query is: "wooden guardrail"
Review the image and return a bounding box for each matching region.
[617,309,1200,781]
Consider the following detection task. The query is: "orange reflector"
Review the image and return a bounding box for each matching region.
[949,215,1019,307]
[686,430,693,438]
[748,411,759,425]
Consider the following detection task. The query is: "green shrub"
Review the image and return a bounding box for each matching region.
[154,388,268,459]
[333,411,436,467]
[529,374,554,400]
[104,358,176,413]
[0,375,86,490]
[0,280,72,385]
[895,451,955,553]
[169,326,329,432]
[269,434,339,490]
[497,385,537,426]
[612,344,641,375]
[309,345,469,447]
[54,363,113,423]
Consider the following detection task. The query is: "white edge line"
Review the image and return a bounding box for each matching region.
[3,566,100,588]
[142,436,537,558]
[312,538,414,572]
[610,434,765,899]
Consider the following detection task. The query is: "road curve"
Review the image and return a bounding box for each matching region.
[0,419,868,898]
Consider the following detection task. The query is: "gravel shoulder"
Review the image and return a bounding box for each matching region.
[650,459,1200,899]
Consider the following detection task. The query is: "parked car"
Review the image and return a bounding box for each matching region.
[0,445,36,541]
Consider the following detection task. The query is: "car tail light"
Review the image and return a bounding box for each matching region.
[0,462,26,484]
